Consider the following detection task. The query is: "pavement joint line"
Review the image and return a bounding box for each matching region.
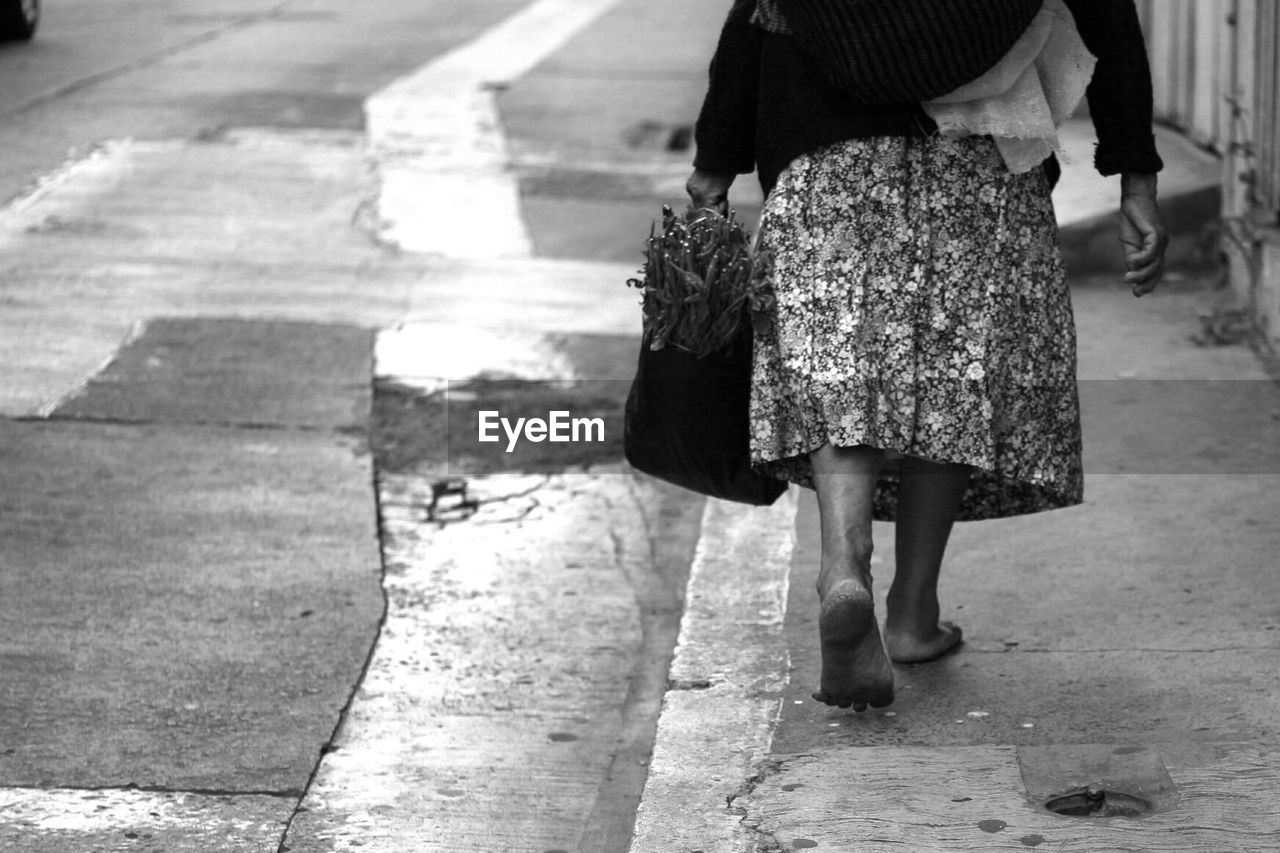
[0,2,296,123]
[35,414,365,435]
[275,443,393,853]
[0,784,303,799]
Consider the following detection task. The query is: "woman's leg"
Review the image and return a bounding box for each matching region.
[885,455,971,662]
[810,443,895,710]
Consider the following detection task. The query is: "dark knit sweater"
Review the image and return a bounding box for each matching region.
[694,0,1165,197]
[774,0,1043,103]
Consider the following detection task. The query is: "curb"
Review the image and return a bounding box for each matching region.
[629,492,797,853]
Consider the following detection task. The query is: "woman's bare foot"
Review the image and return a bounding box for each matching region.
[812,580,895,710]
[884,620,964,664]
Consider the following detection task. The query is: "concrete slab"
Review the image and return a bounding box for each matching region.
[0,788,289,853]
[0,132,382,267]
[739,743,1280,852]
[779,645,1280,750]
[1072,277,1274,381]
[927,476,1280,654]
[52,317,375,430]
[0,131,417,417]
[0,419,382,792]
[777,435,1280,748]
[498,0,766,269]
[499,0,723,170]
[284,471,695,852]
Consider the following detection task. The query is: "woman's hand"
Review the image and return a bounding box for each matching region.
[686,169,736,215]
[1118,172,1168,297]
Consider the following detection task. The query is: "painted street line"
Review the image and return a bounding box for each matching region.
[365,0,626,258]
[375,324,579,395]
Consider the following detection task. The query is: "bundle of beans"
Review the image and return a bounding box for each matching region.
[627,206,774,359]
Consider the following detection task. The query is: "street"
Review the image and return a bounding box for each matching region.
[0,0,718,850]
[5,1,1280,852]
[0,0,530,202]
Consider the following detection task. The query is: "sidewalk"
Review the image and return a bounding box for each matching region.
[630,112,1280,853]
[1,0,1276,850]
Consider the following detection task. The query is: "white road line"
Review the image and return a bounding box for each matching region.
[375,324,578,394]
[365,0,625,258]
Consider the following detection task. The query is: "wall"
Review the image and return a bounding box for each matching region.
[1136,0,1280,351]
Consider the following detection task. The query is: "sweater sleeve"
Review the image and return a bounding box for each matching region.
[692,0,762,176]
[1066,0,1164,176]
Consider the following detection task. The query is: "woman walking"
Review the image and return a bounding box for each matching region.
[688,0,1168,710]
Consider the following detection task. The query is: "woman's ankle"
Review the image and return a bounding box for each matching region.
[817,557,873,599]
[884,590,940,634]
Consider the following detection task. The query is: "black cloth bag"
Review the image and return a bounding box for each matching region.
[624,329,787,506]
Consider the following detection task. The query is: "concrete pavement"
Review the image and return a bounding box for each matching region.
[1,0,676,849]
[1,0,1276,851]
[628,40,1280,853]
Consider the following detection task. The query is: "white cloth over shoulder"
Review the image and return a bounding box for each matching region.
[922,0,1096,174]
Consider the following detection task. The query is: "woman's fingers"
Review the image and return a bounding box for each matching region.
[1118,192,1169,297]
[686,169,735,214]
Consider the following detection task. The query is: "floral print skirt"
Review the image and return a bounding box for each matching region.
[750,134,1083,520]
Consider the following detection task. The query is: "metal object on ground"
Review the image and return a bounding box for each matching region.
[426,477,479,523]
[1044,785,1153,818]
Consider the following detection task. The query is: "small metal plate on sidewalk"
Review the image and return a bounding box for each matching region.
[425,477,479,523]
[1019,744,1180,817]
[1044,786,1152,818]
